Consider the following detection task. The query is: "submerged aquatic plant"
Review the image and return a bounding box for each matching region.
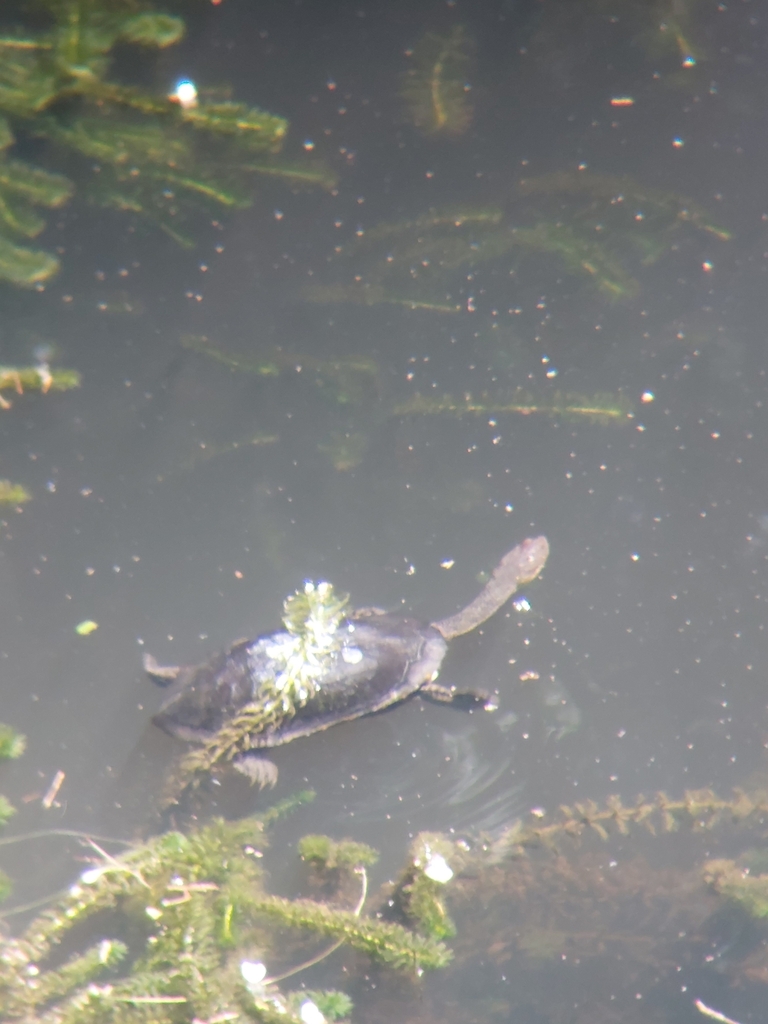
[472,787,768,863]
[0,722,25,902]
[401,26,475,137]
[385,833,459,941]
[298,835,380,872]
[0,1,332,285]
[180,335,381,408]
[305,168,729,313]
[393,389,634,425]
[0,364,80,406]
[316,431,369,472]
[0,361,80,502]
[0,797,450,1023]
[0,481,30,506]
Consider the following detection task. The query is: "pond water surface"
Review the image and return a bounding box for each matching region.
[2,3,768,1024]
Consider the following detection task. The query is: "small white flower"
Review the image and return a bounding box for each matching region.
[423,853,453,884]
[341,646,363,664]
[300,1000,326,1024]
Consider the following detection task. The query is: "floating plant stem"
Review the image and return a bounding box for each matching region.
[517,170,731,242]
[393,389,634,425]
[0,365,80,393]
[248,894,452,971]
[512,222,640,298]
[303,283,462,313]
[180,334,381,406]
[482,787,768,862]
[180,334,280,376]
[401,26,474,136]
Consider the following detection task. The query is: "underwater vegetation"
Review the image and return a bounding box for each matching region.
[0,481,31,506]
[0,360,80,502]
[381,786,768,1024]
[0,794,450,1024]
[304,170,729,313]
[527,0,709,97]
[0,0,333,286]
[178,334,382,473]
[179,336,381,410]
[6,779,768,1024]
[0,722,26,902]
[400,26,474,137]
[0,364,80,408]
[178,332,632,476]
[393,389,634,426]
[316,431,369,473]
[593,0,708,70]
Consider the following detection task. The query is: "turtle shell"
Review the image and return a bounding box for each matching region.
[152,612,447,747]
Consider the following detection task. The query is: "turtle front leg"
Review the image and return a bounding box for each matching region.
[420,681,498,712]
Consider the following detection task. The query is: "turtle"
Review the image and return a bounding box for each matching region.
[145,535,549,791]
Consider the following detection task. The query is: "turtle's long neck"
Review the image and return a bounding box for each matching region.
[432,536,549,639]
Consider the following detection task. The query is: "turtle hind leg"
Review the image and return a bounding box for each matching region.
[420,681,498,712]
[231,753,279,788]
[143,652,182,686]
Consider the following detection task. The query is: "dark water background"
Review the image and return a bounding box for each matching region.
[2,1,768,1022]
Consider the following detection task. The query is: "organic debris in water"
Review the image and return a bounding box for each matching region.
[304,168,729,312]
[0,481,30,506]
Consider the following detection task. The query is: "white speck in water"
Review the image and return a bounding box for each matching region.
[424,853,453,883]
[300,1001,326,1024]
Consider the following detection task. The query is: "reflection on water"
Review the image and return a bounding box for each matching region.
[2,0,768,1021]
[349,723,524,836]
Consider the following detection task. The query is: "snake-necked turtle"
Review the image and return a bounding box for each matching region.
[145,536,549,792]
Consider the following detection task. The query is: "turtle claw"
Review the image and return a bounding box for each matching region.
[231,754,279,788]
[420,681,495,711]
[144,653,182,686]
